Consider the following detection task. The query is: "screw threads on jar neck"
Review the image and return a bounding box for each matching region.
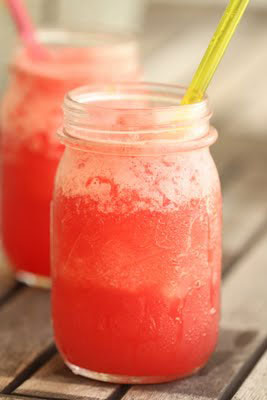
[60,82,215,155]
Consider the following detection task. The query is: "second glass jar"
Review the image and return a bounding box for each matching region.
[1,30,140,287]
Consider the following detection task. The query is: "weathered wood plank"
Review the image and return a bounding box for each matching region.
[211,136,246,180]
[212,137,267,173]
[0,397,40,400]
[0,289,53,390]
[122,231,267,400]
[210,136,267,269]
[222,143,267,267]
[233,351,267,400]
[16,354,117,400]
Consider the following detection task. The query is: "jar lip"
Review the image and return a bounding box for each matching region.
[64,82,209,115]
[60,82,214,154]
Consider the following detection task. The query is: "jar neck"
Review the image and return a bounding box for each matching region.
[10,29,140,84]
[59,83,215,155]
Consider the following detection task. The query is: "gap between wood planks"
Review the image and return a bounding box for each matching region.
[0,394,58,400]
[0,389,131,400]
[220,336,267,400]
[0,283,24,310]
[1,345,57,396]
[232,349,267,399]
[223,216,267,279]
[0,251,23,304]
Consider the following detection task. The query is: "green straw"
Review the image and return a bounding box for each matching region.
[181,0,251,105]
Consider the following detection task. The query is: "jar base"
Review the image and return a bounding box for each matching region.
[65,359,203,384]
[16,270,51,289]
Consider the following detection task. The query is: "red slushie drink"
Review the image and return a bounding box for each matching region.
[1,30,139,287]
[52,83,222,383]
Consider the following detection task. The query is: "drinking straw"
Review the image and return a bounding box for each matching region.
[181,0,251,105]
[5,0,48,59]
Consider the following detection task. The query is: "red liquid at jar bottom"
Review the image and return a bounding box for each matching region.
[53,191,221,380]
[2,141,62,278]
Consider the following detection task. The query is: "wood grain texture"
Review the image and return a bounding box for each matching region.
[222,141,267,268]
[211,136,267,269]
[233,352,267,400]
[0,288,52,390]
[0,397,40,400]
[16,353,118,400]
[0,397,38,400]
[211,136,248,181]
[123,232,267,400]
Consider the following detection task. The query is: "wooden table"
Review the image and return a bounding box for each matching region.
[0,4,267,400]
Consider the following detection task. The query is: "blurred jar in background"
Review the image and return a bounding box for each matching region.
[0,29,140,288]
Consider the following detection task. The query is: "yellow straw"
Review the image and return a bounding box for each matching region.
[181,0,250,105]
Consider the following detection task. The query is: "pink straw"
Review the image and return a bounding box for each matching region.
[6,0,48,59]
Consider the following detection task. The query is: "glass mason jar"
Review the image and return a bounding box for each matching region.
[52,83,222,383]
[0,29,140,288]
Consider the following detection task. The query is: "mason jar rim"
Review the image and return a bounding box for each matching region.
[59,82,216,155]
[64,82,210,119]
